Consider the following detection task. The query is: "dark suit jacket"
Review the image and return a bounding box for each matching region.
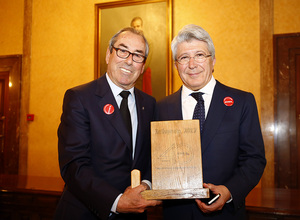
[54,75,156,220]
[156,81,266,220]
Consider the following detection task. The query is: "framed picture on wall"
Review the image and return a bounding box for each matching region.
[95,0,173,101]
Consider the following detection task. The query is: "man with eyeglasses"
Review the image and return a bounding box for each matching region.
[156,24,266,220]
[54,27,161,220]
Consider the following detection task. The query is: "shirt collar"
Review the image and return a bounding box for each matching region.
[105,73,134,98]
[182,76,216,100]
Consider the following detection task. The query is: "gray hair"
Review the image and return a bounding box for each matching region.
[108,27,149,58]
[171,24,215,61]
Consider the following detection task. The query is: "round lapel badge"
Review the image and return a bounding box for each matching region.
[223,97,234,106]
[103,104,114,115]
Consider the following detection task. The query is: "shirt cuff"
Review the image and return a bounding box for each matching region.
[111,194,122,214]
[141,180,152,189]
[226,194,233,203]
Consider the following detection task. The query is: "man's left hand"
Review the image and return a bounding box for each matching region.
[195,183,231,214]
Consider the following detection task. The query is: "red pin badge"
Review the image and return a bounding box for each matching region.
[103,104,114,115]
[223,97,234,106]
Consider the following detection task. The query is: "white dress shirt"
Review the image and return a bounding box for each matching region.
[181,76,216,120]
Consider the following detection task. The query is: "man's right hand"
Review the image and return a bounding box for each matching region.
[116,184,161,213]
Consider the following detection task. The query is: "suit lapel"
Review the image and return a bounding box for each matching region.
[95,76,132,152]
[201,82,228,153]
[167,88,183,120]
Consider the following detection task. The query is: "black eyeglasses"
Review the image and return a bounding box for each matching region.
[112,46,146,63]
[176,53,212,65]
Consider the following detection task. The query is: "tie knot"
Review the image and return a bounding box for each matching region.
[191,92,204,102]
[120,91,130,99]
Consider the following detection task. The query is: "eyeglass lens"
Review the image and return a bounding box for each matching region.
[114,47,145,63]
[177,54,211,64]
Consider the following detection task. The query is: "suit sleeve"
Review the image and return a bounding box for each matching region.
[58,89,120,219]
[224,93,266,211]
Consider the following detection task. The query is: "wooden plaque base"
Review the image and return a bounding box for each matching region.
[142,120,209,200]
[142,188,209,200]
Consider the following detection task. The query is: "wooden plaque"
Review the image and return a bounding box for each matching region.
[142,120,209,200]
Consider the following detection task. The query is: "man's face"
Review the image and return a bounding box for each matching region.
[175,39,216,91]
[105,31,146,90]
[131,19,143,32]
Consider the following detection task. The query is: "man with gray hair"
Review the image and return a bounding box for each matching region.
[55,27,160,220]
[156,24,266,219]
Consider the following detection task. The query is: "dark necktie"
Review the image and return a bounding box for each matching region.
[191,92,205,133]
[120,91,132,150]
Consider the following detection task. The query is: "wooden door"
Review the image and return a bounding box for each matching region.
[274,33,300,189]
[0,56,21,174]
[0,71,9,173]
